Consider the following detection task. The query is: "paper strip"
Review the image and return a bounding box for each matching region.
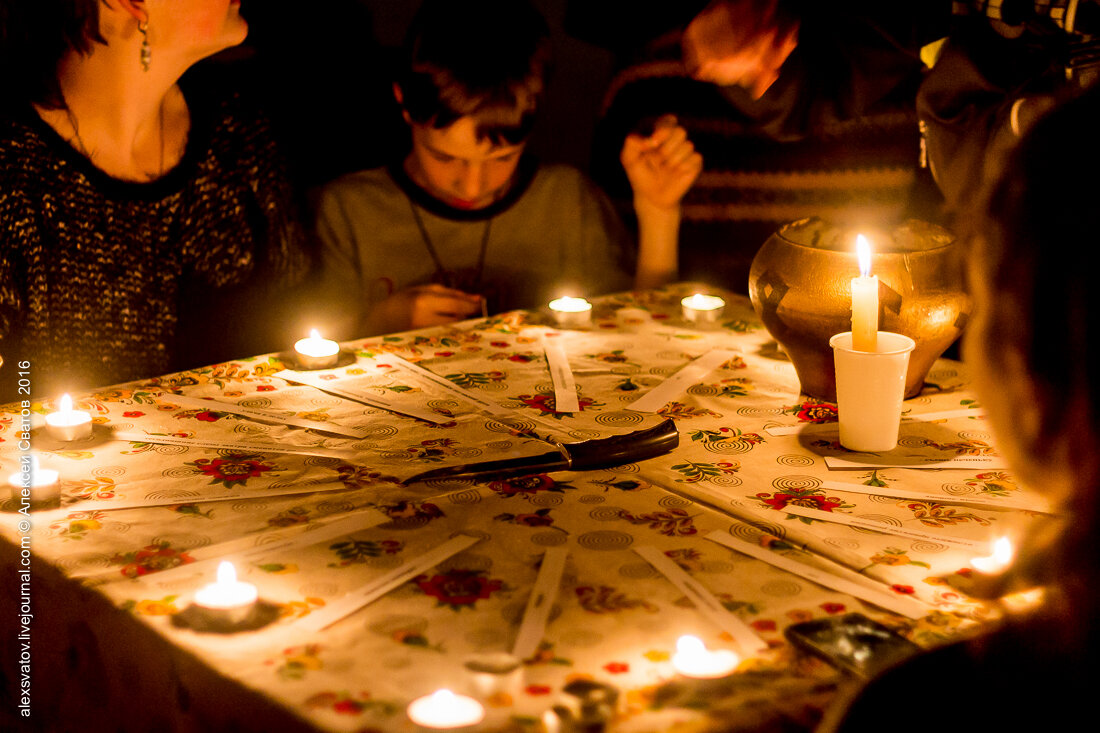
[297,534,483,632]
[378,354,515,417]
[156,394,371,439]
[627,350,739,413]
[511,547,569,659]
[274,369,450,424]
[824,454,1007,470]
[57,480,356,514]
[766,408,986,436]
[704,532,927,619]
[110,431,356,460]
[633,544,768,654]
[819,480,1052,514]
[88,508,388,582]
[779,505,986,549]
[541,334,580,414]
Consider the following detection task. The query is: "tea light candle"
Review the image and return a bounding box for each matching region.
[851,234,879,352]
[294,329,340,369]
[45,393,93,441]
[406,689,485,729]
[548,296,592,327]
[971,537,1014,575]
[671,635,740,679]
[193,561,258,624]
[681,293,725,324]
[7,454,61,505]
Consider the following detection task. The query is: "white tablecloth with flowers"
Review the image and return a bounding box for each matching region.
[0,284,1043,732]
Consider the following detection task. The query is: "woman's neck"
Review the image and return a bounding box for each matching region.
[38,49,190,182]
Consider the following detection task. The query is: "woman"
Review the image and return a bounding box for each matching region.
[0,0,309,402]
[821,85,1100,730]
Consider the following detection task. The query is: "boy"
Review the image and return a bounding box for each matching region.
[315,0,700,337]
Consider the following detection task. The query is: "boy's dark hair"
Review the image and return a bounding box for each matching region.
[0,0,105,110]
[396,0,552,146]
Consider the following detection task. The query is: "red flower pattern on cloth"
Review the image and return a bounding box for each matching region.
[111,542,195,578]
[488,474,574,499]
[515,392,601,417]
[793,401,838,423]
[415,569,504,610]
[189,454,276,488]
[754,487,850,514]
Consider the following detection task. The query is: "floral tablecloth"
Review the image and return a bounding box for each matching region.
[0,285,1042,732]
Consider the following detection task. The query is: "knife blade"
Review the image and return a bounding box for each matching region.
[403,418,679,484]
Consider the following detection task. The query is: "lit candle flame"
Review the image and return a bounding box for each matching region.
[59,393,74,413]
[677,635,705,656]
[856,234,872,277]
[430,690,456,705]
[216,560,238,585]
[972,537,1014,574]
[308,328,322,340]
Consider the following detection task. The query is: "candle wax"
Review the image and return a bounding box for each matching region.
[851,235,879,352]
[194,562,258,610]
[294,329,340,369]
[7,455,61,505]
[45,393,93,441]
[549,297,592,327]
[681,293,725,324]
[671,635,739,678]
[971,537,1014,575]
[407,689,485,729]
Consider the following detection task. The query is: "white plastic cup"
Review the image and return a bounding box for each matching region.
[830,331,915,452]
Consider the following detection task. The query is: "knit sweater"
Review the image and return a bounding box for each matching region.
[313,160,632,338]
[0,81,309,403]
[592,14,937,294]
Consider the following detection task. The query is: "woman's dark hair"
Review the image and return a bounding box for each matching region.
[396,0,552,146]
[0,0,104,110]
[973,83,1100,630]
[978,86,1100,431]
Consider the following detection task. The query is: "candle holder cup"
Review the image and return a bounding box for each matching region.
[748,218,969,401]
[831,331,915,452]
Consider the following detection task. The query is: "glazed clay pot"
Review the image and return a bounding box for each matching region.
[748,218,970,401]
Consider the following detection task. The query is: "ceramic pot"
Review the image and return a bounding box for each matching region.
[748,218,970,400]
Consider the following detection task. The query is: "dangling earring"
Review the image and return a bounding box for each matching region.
[138,21,151,72]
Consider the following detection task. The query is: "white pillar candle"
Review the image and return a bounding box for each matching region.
[294,329,340,369]
[406,689,485,729]
[851,234,879,352]
[971,537,1014,575]
[681,293,725,324]
[45,393,93,441]
[7,454,61,505]
[193,561,258,624]
[671,635,740,678]
[548,296,592,328]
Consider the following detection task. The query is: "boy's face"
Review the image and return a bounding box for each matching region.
[405,116,526,210]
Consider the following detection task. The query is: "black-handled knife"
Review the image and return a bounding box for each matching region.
[403,419,679,484]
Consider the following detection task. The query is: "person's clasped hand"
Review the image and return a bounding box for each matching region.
[620,115,704,213]
[370,283,484,333]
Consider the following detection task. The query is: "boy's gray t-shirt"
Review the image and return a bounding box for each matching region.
[314,162,632,337]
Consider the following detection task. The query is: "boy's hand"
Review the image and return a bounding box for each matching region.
[371,284,484,332]
[620,115,703,213]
